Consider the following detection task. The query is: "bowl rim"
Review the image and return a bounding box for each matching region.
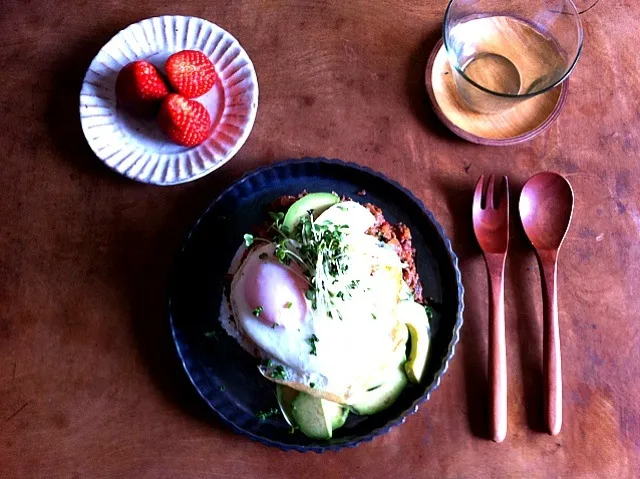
[168,157,465,452]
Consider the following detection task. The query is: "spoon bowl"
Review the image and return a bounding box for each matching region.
[519,173,574,250]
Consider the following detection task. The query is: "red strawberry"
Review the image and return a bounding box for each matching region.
[115,61,170,115]
[158,94,211,147]
[165,50,218,98]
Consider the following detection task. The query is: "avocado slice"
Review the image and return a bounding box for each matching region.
[282,192,339,231]
[396,300,431,384]
[324,400,349,430]
[291,393,348,439]
[349,364,408,415]
[276,384,299,427]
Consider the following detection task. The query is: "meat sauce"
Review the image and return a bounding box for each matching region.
[364,203,423,304]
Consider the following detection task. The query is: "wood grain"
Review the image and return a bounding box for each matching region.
[0,0,639,478]
[486,253,508,442]
[540,251,563,435]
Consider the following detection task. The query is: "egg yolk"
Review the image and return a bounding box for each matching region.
[243,258,308,328]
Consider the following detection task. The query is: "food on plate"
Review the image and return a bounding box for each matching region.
[165,50,218,98]
[291,391,349,439]
[158,94,212,147]
[348,361,408,415]
[115,60,170,115]
[220,192,433,439]
[276,383,299,426]
[397,300,431,383]
[282,192,339,230]
[115,50,218,146]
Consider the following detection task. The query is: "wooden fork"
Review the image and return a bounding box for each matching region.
[472,175,509,443]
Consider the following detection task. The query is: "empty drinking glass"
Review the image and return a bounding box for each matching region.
[443,0,584,113]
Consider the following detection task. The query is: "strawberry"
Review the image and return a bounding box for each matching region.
[165,50,218,98]
[158,94,211,147]
[115,61,170,115]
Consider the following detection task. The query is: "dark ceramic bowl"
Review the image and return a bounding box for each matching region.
[169,158,464,452]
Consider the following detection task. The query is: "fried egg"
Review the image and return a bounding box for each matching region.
[225,202,412,403]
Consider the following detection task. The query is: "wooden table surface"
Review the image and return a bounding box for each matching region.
[1,1,638,477]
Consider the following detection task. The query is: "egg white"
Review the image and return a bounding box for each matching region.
[227,201,415,402]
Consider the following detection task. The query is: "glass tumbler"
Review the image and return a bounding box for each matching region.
[443,0,584,113]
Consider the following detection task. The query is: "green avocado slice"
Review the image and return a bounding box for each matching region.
[324,400,349,430]
[349,364,408,415]
[276,384,299,427]
[291,393,349,439]
[396,300,431,384]
[282,192,339,231]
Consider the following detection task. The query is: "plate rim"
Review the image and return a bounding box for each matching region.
[168,158,464,452]
[79,14,259,186]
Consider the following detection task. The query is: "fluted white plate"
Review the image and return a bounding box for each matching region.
[80,16,259,185]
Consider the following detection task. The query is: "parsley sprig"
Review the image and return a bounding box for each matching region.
[256,408,280,420]
[243,208,358,320]
[271,365,286,380]
[306,334,319,355]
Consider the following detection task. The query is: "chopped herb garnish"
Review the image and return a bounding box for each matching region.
[310,382,316,388]
[244,233,254,247]
[271,322,277,329]
[424,305,434,320]
[259,252,269,260]
[262,358,274,368]
[269,211,285,222]
[244,207,355,320]
[204,331,218,339]
[336,205,348,211]
[306,334,319,355]
[272,365,286,380]
[284,301,292,309]
[252,306,264,317]
[256,408,280,420]
[371,313,377,319]
[305,289,318,310]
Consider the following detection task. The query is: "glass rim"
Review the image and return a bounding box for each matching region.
[442,0,584,99]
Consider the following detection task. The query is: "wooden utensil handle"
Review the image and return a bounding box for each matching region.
[540,254,562,436]
[486,254,507,443]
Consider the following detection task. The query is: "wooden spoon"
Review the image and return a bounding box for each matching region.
[519,172,574,436]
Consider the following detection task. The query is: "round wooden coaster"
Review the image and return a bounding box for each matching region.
[425,39,567,146]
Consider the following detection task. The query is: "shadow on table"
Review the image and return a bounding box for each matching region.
[42,28,240,429]
[436,176,488,438]
[507,177,545,433]
[405,29,458,141]
[120,168,241,431]
[436,175,546,438]
[44,23,129,184]
[42,29,248,428]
